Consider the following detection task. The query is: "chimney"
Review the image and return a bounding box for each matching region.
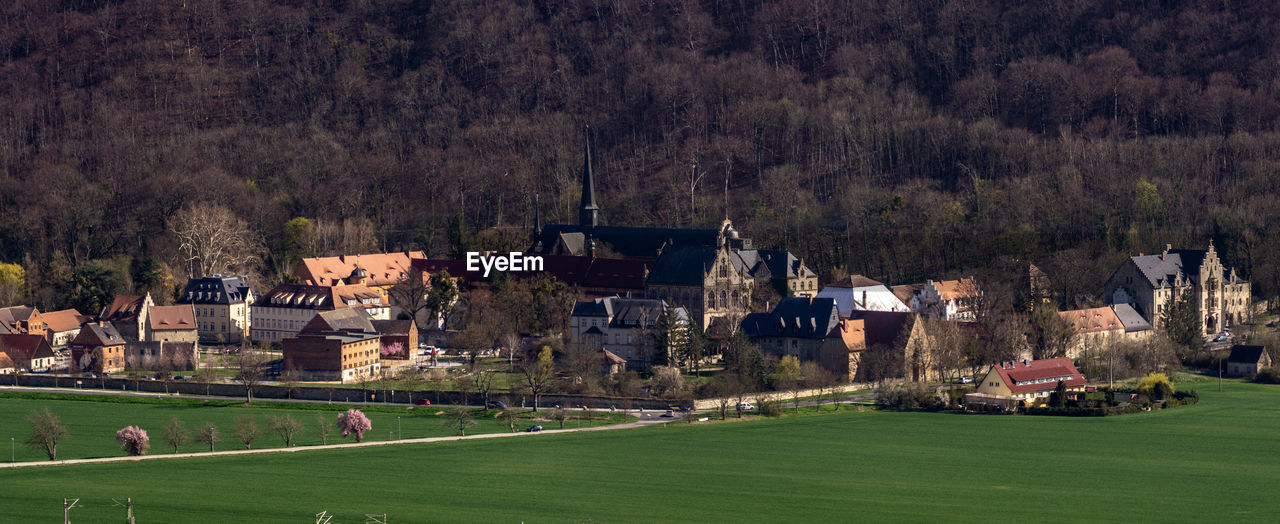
[862,290,868,307]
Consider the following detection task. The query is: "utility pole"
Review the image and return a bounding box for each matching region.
[63,498,79,524]
[113,498,135,524]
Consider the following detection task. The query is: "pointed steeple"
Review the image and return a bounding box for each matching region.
[579,125,599,229]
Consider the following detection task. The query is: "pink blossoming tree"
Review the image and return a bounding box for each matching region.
[116,425,150,456]
[337,409,372,442]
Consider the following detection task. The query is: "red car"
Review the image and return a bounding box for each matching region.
[414,398,431,405]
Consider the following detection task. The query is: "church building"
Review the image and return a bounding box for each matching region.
[1103,243,1251,335]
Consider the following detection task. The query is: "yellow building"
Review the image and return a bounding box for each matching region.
[973,358,1086,403]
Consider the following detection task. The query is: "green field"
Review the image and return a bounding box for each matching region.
[0,393,620,461]
[2,379,1277,522]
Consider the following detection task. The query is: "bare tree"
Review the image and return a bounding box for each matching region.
[234,349,269,403]
[472,369,496,405]
[521,346,555,411]
[25,408,68,461]
[500,408,521,432]
[267,414,303,447]
[442,407,477,436]
[170,202,264,278]
[315,414,334,445]
[232,416,262,449]
[196,423,219,452]
[548,407,570,429]
[163,417,190,453]
[390,267,430,332]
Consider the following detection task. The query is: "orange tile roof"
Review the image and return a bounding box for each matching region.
[932,278,978,300]
[148,305,197,331]
[1058,306,1124,334]
[41,309,88,333]
[827,318,866,350]
[293,252,425,287]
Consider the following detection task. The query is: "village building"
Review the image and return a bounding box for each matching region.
[99,294,153,341]
[178,276,254,345]
[853,311,933,382]
[645,244,754,330]
[1226,345,1271,378]
[741,296,866,380]
[251,283,388,344]
[0,305,46,336]
[371,319,418,360]
[145,305,199,344]
[569,296,690,371]
[892,278,979,321]
[1058,304,1152,358]
[0,334,57,371]
[42,308,90,348]
[282,309,381,383]
[1104,243,1251,335]
[733,249,819,298]
[416,254,652,300]
[970,358,1087,405]
[70,323,126,374]
[0,351,13,373]
[817,275,910,318]
[293,252,425,306]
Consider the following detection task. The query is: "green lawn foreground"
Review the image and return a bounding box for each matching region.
[2,380,1278,522]
[0,392,622,461]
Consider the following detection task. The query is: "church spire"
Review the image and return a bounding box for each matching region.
[579,125,599,229]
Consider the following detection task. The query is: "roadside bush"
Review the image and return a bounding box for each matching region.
[757,399,782,417]
[1136,373,1175,401]
[875,383,940,411]
[1255,368,1280,384]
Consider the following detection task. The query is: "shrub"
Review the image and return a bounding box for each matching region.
[875,383,940,411]
[1255,368,1280,384]
[116,426,150,456]
[337,409,372,442]
[1136,373,1175,401]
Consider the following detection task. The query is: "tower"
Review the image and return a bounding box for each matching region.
[579,125,599,229]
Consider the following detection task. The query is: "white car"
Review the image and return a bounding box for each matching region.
[958,376,974,384]
[736,402,756,411]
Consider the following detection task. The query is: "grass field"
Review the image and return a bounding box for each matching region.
[2,379,1277,522]
[0,392,624,461]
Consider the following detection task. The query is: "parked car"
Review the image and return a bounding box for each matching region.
[414,398,432,405]
[1213,333,1229,342]
[660,410,675,418]
[958,376,974,384]
[525,425,543,432]
[485,400,508,409]
[736,402,756,411]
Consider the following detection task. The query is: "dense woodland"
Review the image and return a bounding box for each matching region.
[3,1,1280,313]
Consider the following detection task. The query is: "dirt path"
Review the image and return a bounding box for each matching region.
[0,418,669,470]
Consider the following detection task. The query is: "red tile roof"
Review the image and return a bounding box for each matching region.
[148,305,197,331]
[294,252,425,287]
[0,334,55,361]
[1058,306,1124,334]
[101,295,146,321]
[992,358,1086,395]
[41,309,88,333]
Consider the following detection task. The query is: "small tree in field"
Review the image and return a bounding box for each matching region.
[549,407,569,429]
[116,426,150,456]
[233,416,262,449]
[196,423,219,451]
[1137,372,1175,401]
[500,408,521,433]
[268,414,303,447]
[164,417,190,452]
[25,408,68,461]
[337,409,372,442]
[315,414,334,445]
[442,408,477,436]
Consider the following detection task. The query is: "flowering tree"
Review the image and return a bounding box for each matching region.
[337,409,372,442]
[380,341,405,358]
[116,426,150,456]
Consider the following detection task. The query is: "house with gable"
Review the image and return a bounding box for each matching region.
[645,245,754,330]
[0,305,46,336]
[0,334,57,371]
[854,311,933,382]
[741,296,867,380]
[733,249,819,298]
[1104,243,1251,335]
[1226,345,1271,377]
[1059,304,1152,358]
[293,252,425,306]
[70,323,127,373]
[178,276,254,345]
[99,294,153,342]
[282,308,381,383]
[569,296,690,371]
[42,308,91,348]
[251,283,387,344]
[970,358,1087,404]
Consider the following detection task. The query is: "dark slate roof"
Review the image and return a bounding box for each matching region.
[1227,345,1268,365]
[533,224,722,259]
[646,246,719,286]
[1130,250,1207,287]
[1112,303,1152,332]
[179,276,253,305]
[740,297,840,340]
[0,306,37,334]
[572,297,681,328]
[72,323,126,347]
[303,309,375,334]
[735,250,814,279]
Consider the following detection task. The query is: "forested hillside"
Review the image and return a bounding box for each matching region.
[3,0,1280,310]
